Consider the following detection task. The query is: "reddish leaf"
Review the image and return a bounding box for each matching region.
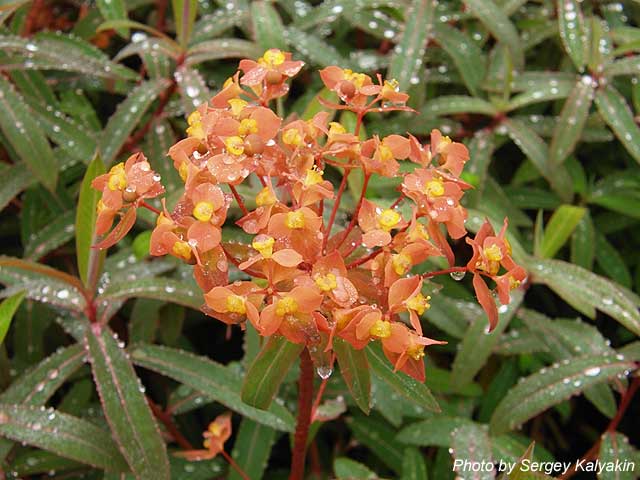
[93,207,137,250]
[472,273,498,332]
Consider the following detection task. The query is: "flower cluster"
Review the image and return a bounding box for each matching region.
[93,49,526,382]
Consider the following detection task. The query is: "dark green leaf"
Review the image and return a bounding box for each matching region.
[452,423,493,480]
[595,84,640,165]
[229,418,277,480]
[99,277,203,311]
[333,338,371,414]
[172,0,198,47]
[557,0,589,70]
[251,1,287,51]
[401,447,428,480]
[348,414,405,473]
[0,290,24,346]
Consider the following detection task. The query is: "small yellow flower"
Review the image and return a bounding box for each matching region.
[315,273,338,292]
[172,241,192,261]
[226,295,246,315]
[369,319,392,339]
[285,211,305,229]
[276,296,298,316]
[193,201,214,222]
[377,209,401,231]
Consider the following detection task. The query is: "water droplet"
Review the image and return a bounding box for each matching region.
[450,271,466,281]
[316,365,333,379]
[584,367,601,377]
[57,289,69,300]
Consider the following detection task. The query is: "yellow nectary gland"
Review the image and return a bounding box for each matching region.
[107,163,127,191]
[260,49,285,67]
[484,244,503,262]
[225,136,245,156]
[276,296,298,316]
[377,144,394,162]
[343,69,366,88]
[252,235,275,258]
[193,201,214,222]
[369,319,392,339]
[304,168,323,187]
[226,294,246,315]
[410,223,430,242]
[285,211,305,229]
[282,128,303,147]
[178,162,189,182]
[228,98,248,116]
[186,111,205,140]
[256,187,276,206]
[424,179,445,197]
[392,253,412,275]
[377,209,401,231]
[238,118,258,136]
[406,293,431,316]
[172,241,192,261]
[315,273,338,292]
[407,343,425,361]
[208,422,222,436]
[96,199,107,214]
[381,79,400,97]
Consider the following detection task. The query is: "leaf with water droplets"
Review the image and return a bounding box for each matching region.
[228,418,277,480]
[588,172,640,220]
[603,55,640,77]
[130,343,294,431]
[285,27,355,68]
[348,414,405,473]
[0,290,24,346]
[528,257,640,336]
[507,80,574,111]
[175,66,210,116]
[595,84,640,166]
[598,432,637,480]
[595,231,633,288]
[185,38,260,66]
[557,0,589,71]
[191,7,249,44]
[388,0,436,90]
[251,1,287,51]
[241,335,303,410]
[0,403,128,472]
[99,277,203,311]
[334,457,378,479]
[452,423,494,479]
[172,0,198,47]
[0,162,34,213]
[423,96,498,117]
[397,416,475,447]
[333,338,371,414]
[23,210,75,261]
[0,75,58,192]
[489,355,635,435]
[571,209,595,269]
[86,324,170,480]
[96,0,128,37]
[366,342,440,413]
[99,79,169,166]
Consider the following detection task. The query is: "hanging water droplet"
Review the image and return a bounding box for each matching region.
[450,271,466,281]
[316,365,333,379]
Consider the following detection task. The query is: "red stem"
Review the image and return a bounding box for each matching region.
[422,266,468,279]
[323,170,350,253]
[346,248,382,269]
[221,450,250,480]
[147,398,193,450]
[289,349,314,480]
[140,201,161,215]
[335,173,370,251]
[229,185,249,216]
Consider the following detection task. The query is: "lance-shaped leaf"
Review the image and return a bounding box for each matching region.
[401,447,428,480]
[366,343,440,413]
[176,66,211,115]
[0,162,34,213]
[527,257,640,336]
[397,416,475,447]
[464,0,523,70]
[172,0,198,47]
[490,355,636,434]
[229,418,277,480]
[130,343,295,431]
[348,414,405,473]
[333,338,371,414]
[334,457,378,479]
[595,232,632,288]
[23,210,75,261]
[251,1,287,51]
[549,77,595,166]
[185,38,260,66]
[0,76,57,191]
[388,0,435,90]
[285,27,354,69]
[0,290,24,345]
[99,277,203,310]
[507,80,574,110]
[557,0,589,71]
[599,432,637,480]
[86,324,170,480]
[191,8,249,44]
[452,424,494,479]
[571,211,595,269]
[603,55,640,77]
[97,0,128,37]
[0,403,128,472]
[242,335,303,410]
[423,96,498,117]
[595,84,640,165]
[538,205,586,258]
[99,79,169,166]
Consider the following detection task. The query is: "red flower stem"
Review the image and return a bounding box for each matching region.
[335,173,370,251]
[323,169,350,253]
[422,266,468,279]
[229,185,249,216]
[221,450,250,480]
[290,348,314,480]
[147,398,193,450]
[140,201,161,215]
[346,248,382,269]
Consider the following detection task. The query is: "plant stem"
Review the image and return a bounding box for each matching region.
[323,170,350,253]
[221,450,250,480]
[422,266,468,279]
[140,201,161,215]
[147,398,193,450]
[229,185,249,216]
[290,348,314,480]
[335,173,370,251]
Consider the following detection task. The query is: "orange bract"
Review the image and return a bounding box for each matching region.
[92,49,526,382]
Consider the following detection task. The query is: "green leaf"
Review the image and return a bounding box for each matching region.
[595,232,632,288]
[595,84,640,165]
[172,0,198,47]
[0,403,128,472]
[241,336,303,410]
[423,96,498,116]
[0,290,24,345]
[388,0,436,90]
[86,324,170,480]
[463,0,523,70]
[366,342,440,413]
[229,418,277,480]
[348,414,405,473]
[490,355,635,434]
[528,257,640,335]
[285,27,354,68]
[598,432,637,480]
[176,65,211,115]
[333,338,371,414]
[397,416,475,447]
[186,38,260,66]
[99,277,203,310]
[129,344,294,430]
[571,211,595,269]
[452,424,493,480]
[97,0,128,37]
[23,210,75,261]
[507,80,574,110]
[557,0,589,71]
[0,162,34,213]
[539,205,586,258]
[251,1,287,51]
[452,289,523,387]
[334,457,378,479]
[0,75,58,191]
[401,447,428,480]
[549,78,595,166]
[191,8,249,44]
[433,22,486,96]
[99,79,169,166]
[603,55,640,77]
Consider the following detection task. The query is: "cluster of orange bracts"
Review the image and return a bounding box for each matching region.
[92,49,526,382]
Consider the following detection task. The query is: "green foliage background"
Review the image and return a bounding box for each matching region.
[0,0,639,478]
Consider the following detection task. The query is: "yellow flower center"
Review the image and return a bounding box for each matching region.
[381,79,400,97]
[484,244,503,262]
[509,276,521,290]
[285,211,305,229]
[369,319,392,339]
[406,293,431,316]
[223,77,234,89]
[178,162,189,182]
[172,241,192,261]
[193,201,214,222]
[252,235,275,258]
[96,199,107,214]
[238,118,258,136]
[437,135,452,153]
[226,294,246,315]
[407,343,425,361]
[377,209,401,231]
[410,223,430,242]
[256,187,277,206]
[392,253,412,275]
[107,163,127,191]
[260,49,285,67]
[424,179,444,197]
[276,296,298,316]
[282,128,303,147]
[156,212,173,226]
[228,98,247,116]
[329,122,346,135]
[225,136,245,156]
[315,273,337,292]
[186,111,205,140]
[377,144,394,162]
[343,69,366,88]
[208,422,222,436]
[304,167,323,186]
